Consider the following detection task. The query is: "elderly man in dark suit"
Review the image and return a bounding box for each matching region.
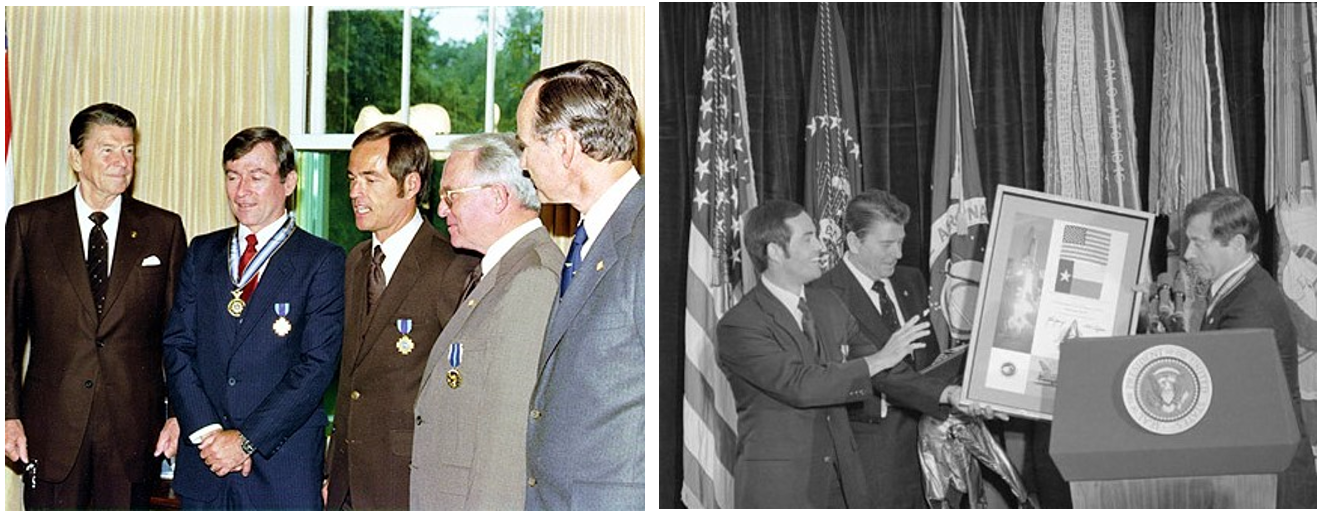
[411,133,561,510]
[717,199,931,509]
[810,189,1003,508]
[1182,188,1316,508]
[163,127,344,509]
[324,122,476,510]
[5,103,186,509]
[515,60,645,510]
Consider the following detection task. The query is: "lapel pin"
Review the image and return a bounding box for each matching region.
[467,299,476,307]
[596,260,604,271]
[130,230,138,239]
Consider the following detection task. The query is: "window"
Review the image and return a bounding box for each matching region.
[289,7,543,250]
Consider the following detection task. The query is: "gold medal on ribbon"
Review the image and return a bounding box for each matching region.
[396,335,415,355]
[446,369,462,389]
[227,290,246,318]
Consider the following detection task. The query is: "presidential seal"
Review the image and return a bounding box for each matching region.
[1121,344,1212,435]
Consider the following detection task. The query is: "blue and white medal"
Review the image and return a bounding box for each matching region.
[395,318,415,355]
[272,303,292,336]
[446,342,463,389]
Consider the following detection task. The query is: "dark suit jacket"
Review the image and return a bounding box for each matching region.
[526,181,645,510]
[810,264,951,507]
[1202,264,1315,508]
[163,226,344,509]
[717,283,873,508]
[411,226,561,510]
[326,221,477,510]
[5,189,186,483]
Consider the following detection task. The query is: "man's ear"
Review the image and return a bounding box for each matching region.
[404,172,422,199]
[1230,233,1248,253]
[68,145,83,173]
[555,128,576,168]
[767,241,786,265]
[845,231,860,255]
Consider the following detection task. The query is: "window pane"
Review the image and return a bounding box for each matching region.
[326,9,404,135]
[412,6,542,134]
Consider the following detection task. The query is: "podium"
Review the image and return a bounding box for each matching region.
[1049,329,1301,508]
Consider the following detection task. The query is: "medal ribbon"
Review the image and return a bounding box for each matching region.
[229,214,297,291]
[397,318,413,336]
[274,303,290,317]
[448,342,462,369]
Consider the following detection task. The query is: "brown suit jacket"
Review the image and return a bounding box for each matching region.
[325,220,477,510]
[5,189,186,482]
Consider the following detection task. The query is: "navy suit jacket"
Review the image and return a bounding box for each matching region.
[717,284,873,508]
[162,226,344,509]
[526,180,645,510]
[1202,264,1315,508]
[810,264,950,507]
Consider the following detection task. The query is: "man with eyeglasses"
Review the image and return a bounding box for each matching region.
[410,133,561,510]
[324,122,478,510]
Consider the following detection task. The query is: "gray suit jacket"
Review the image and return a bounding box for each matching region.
[525,180,645,510]
[411,226,562,510]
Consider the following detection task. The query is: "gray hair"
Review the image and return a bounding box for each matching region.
[447,133,540,211]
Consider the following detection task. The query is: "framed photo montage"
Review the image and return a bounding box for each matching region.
[959,186,1155,420]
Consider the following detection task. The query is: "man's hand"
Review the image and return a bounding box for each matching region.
[322,478,329,505]
[198,429,251,477]
[943,385,1009,421]
[154,417,180,459]
[863,314,931,376]
[5,419,28,464]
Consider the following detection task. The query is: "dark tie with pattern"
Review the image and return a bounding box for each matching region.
[460,265,483,302]
[238,234,259,302]
[798,297,825,361]
[559,224,588,297]
[367,245,386,314]
[87,212,109,318]
[872,280,901,331]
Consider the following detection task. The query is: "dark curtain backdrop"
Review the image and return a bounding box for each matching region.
[660,3,1270,508]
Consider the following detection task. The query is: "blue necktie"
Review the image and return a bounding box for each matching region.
[560,224,588,297]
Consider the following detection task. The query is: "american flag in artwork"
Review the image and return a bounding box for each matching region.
[1060,224,1110,267]
[683,2,755,509]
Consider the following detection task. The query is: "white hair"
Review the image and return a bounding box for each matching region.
[446,133,540,211]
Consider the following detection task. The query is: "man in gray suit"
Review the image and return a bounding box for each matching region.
[411,133,561,510]
[516,60,645,510]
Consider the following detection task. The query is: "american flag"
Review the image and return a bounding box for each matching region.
[683,2,755,509]
[803,2,861,270]
[1060,225,1110,266]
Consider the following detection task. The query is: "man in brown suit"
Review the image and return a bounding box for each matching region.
[324,122,478,510]
[5,103,187,509]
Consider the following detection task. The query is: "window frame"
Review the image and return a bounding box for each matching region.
[288,6,506,152]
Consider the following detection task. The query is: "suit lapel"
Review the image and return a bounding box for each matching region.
[100,198,141,319]
[752,286,817,363]
[828,266,891,344]
[232,232,297,354]
[352,228,428,369]
[538,185,642,372]
[52,191,98,319]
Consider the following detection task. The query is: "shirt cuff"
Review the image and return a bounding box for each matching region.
[188,423,222,445]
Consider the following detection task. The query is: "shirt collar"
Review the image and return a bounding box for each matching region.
[579,168,640,257]
[761,274,806,324]
[843,252,887,293]
[73,184,123,225]
[1209,254,1257,300]
[237,210,291,250]
[481,218,543,275]
[371,210,425,260]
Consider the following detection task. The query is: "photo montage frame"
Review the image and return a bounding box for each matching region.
[960,186,1155,420]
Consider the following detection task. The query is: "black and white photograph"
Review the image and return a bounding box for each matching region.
[659,2,1316,509]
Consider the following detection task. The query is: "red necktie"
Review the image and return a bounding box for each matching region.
[239,234,259,302]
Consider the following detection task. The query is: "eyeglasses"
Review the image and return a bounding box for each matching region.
[440,184,494,207]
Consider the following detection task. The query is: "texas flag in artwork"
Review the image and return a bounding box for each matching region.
[1055,258,1102,299]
